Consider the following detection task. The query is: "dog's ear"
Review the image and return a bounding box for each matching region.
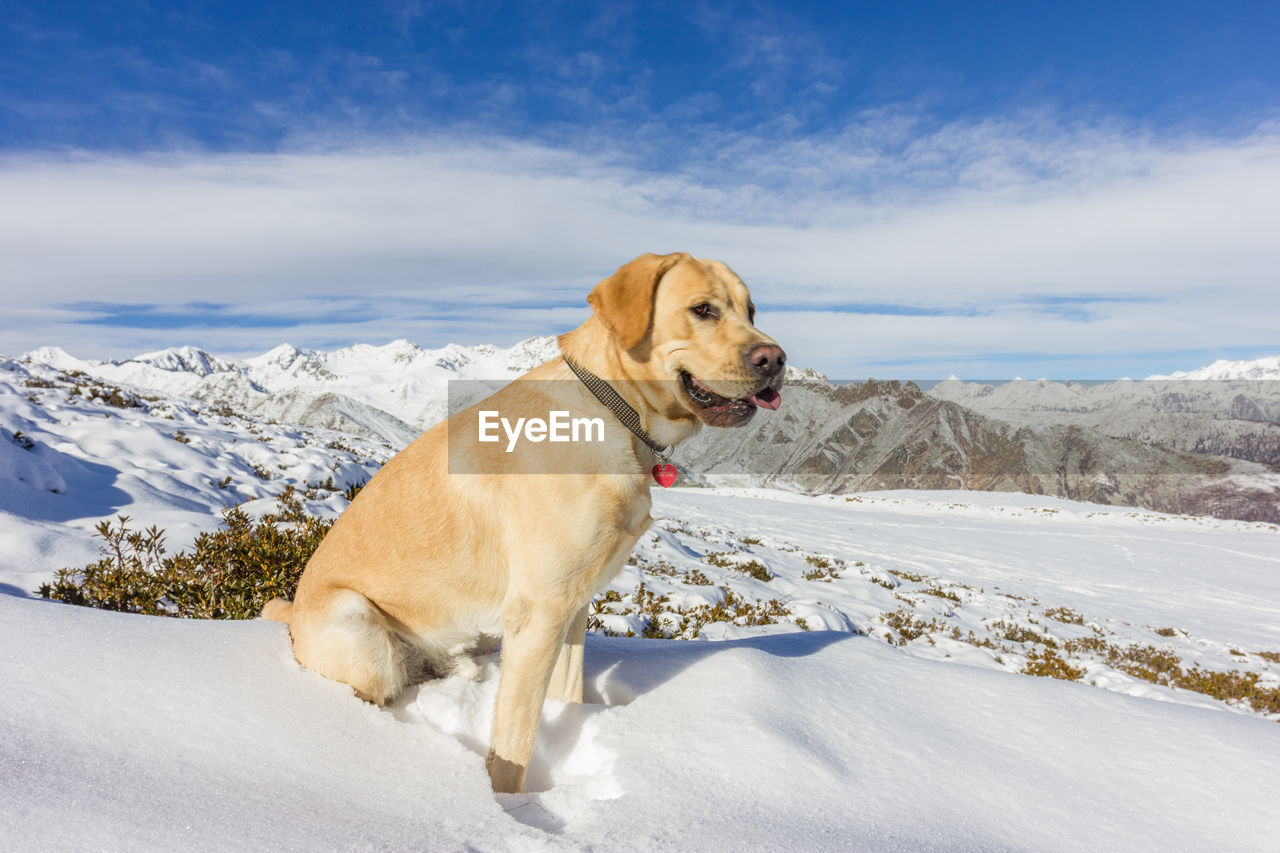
[587,252,686,350]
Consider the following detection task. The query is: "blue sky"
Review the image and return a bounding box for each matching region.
[2,0,1278,377]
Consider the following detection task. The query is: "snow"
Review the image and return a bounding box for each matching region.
[0,354,390,595]
[926,366,1280,467]
[654,488,1280,652]
[4,581,1280,851]
[1148,355,1280,381]
[4,347,1280,848]
[129,345,237,377]
[17,336,562,435]
[19,345,92,374]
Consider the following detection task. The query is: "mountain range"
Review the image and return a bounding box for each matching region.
[14,341,1280,523]
[930,375,1280,465]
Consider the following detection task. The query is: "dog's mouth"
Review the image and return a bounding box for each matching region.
[679,371,782,427]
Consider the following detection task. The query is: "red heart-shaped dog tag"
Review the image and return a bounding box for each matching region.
[652,463,677,488]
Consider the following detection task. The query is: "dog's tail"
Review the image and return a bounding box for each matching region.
[261,598,293,624]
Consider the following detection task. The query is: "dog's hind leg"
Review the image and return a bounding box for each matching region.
[288,588,409,705]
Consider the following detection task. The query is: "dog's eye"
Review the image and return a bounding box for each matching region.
[691,302,716,319]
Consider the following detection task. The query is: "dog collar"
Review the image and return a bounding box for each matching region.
[562,354,678,487]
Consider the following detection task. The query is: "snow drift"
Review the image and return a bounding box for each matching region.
[4,592,1280,851]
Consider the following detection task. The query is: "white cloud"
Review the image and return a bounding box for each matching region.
[0,115,1277,374]
[767,290,1280,378]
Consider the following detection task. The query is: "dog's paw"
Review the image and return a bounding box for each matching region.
[451,655,482,681]
[495,793,565,831]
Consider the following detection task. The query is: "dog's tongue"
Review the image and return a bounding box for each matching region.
[745,388,782,410]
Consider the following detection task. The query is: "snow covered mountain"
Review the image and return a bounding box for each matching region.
[1148,354,1280,381]
[11,343,1280,523]
[22,337,562,446]
[677,376,1280,523]
[930,362,1280,466]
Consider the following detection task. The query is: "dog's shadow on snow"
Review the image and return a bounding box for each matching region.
[582,629,855,706]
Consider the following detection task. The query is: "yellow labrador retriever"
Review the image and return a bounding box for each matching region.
[263,251,785,793]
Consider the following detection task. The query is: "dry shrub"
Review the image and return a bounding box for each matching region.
[39,487,329,619]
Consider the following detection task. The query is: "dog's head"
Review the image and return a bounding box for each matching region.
[587,252,785,428]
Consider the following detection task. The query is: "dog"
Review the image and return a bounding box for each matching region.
[262,252,785,794]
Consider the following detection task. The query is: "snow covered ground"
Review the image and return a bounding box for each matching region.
[4,351,1280,849]
[4,500,1280,851]
[0,353,391,597]
[4,488,1280,850]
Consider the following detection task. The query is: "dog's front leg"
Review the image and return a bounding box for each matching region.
[486,596,575,794]
[546,604,588,704]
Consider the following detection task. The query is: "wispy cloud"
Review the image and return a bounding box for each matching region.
[1,113,1277,375]
[685,0,844,108]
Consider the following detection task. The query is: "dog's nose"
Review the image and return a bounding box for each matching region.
[747,344,786,378]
